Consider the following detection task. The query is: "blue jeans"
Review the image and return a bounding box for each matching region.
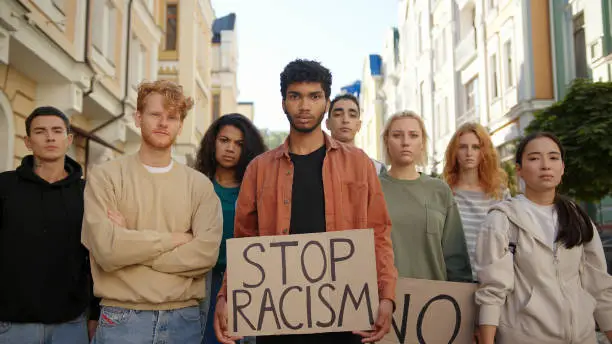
[0,313,88,344]
[93,306,202,344]
[202,270,223,344]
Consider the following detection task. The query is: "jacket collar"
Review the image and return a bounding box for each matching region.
[274,131,340,160]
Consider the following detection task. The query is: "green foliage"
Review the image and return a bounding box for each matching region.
[526,79,612,201]
[259,128,289,150]
[502,160,519,197]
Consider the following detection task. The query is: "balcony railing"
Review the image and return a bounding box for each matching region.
[454,29,477,70]
[456,108,478,127]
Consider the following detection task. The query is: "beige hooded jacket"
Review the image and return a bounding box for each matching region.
[475,198,612,344]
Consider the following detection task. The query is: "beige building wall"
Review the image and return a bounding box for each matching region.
[237,102,254,122]
[211,13,240,122]
[0,63,37,170]
[157,0,214,165]
[0,0,164,173]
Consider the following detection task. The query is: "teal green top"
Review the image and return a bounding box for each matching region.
[378,169,473,282]
[213,180,240,272]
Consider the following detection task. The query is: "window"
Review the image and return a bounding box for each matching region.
[443,97,450,134]
[131,35,146,89]
[419,81,425,116]
[92,0,117,65]
[573,13,589,78]
[434,30,446,69]
[32,0,66,29]
[504,41,514,88]
[489,54,499,99]
[465,78,477,111]
[212,94,221,120]
[165,4,178,51]
[435,102,442,138]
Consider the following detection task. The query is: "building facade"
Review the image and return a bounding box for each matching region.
[237,101,254,121]
[356,54,385,161]
[396,0,437,172]
[157,0,214,165]
[381,27,401,123]
[211,13,239,120]
[0,0,162,174]
[395,0,557,170]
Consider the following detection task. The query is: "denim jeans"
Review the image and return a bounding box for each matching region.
[92,305,202,344]
[0,313,88,344]
[199,271,213,337]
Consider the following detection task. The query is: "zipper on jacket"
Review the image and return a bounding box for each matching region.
[554,247,574,343]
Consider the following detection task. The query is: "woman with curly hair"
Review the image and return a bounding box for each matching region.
[443,122,509,281]
[195,113,267,344]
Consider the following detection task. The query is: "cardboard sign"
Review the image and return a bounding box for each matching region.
[381,278,477,344]
[226,229,379,336]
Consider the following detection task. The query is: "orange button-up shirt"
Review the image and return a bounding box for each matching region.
[218,133,397,302]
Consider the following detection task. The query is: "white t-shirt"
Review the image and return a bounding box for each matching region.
[142,160,174,174]
[516,194,559,249]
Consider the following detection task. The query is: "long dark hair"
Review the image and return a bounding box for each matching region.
[195,113,267,183]
[515,132,594,249]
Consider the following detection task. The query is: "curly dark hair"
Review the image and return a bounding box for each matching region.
[280,59,332,100]
[195,113,267,182]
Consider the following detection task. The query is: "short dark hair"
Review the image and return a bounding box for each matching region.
[516,132,594,249]
[329,94,360,116]
[280,59,332,100]
[195,113,267,183]
[25,106,71,136]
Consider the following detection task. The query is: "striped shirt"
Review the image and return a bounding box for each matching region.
[454,189,509,281]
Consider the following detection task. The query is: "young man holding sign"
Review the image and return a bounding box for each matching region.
[213,59,397,344]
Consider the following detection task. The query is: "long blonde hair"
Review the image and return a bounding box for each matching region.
[443,122,507,199]
[382,111,429,166]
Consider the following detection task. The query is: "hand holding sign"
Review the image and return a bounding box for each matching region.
[225,229,380,337]
[353,298,394,343]
[214,296,243,344]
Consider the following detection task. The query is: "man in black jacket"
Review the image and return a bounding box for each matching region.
[0,106,99,343]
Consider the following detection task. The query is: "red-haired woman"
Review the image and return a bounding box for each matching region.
[443,122,509,281]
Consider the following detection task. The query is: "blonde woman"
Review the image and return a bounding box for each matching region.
[443,123,509,281]
[379,111,472,282]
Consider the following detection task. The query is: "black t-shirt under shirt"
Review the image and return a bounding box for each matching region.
[289,144,326,235]
[256,144,362,344]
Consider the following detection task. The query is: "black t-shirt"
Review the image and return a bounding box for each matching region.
[288,144,326,235]
[257,145,362,343]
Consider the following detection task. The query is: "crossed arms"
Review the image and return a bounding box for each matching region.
[81,167,223,277]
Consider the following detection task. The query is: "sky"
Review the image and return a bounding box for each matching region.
[211,0,399,131]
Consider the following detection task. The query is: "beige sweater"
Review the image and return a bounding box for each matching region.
[82,154,222,310]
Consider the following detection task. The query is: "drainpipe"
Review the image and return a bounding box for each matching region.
[83,0,96,98]
[84,0,135,177]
